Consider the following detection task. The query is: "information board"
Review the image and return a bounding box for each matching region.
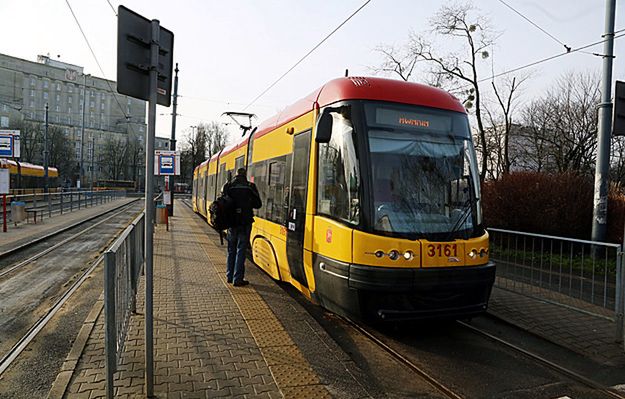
[154,150,180,176]
[0,130,20,158]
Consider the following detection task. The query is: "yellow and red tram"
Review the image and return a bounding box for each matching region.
[193,77,495,321]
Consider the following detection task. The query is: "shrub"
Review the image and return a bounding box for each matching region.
[482,172,625,243]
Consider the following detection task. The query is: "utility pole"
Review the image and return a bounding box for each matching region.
[591,0,616,243]
[79,73,89,189]
[168,63,179,216]
[44,103,49,193]
[90,134,95,190]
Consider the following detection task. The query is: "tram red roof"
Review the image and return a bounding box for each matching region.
[220,77,466,158]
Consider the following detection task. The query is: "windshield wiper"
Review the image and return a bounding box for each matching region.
[444,198,473,241]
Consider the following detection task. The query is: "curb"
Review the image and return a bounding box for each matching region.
[47,294,104,399]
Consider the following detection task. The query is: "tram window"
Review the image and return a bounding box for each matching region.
[267,159,287,223]
[235,156,245,172]
[317,111,361,224]
[251,161,268,219]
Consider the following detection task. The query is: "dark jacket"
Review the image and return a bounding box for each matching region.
[224,175,262,226]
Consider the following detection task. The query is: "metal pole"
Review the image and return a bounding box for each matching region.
[591,0,616,242]
[79,73,88,190]
[91,134,95,191]
[144,18,160,398]
[44,103,49,193]
[168,63,179,216]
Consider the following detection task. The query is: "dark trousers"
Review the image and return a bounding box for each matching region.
[226,224,252,283]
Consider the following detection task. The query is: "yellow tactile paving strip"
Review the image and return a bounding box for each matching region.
[188,208,333,399]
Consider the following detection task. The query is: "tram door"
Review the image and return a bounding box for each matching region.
[286,130,311,287]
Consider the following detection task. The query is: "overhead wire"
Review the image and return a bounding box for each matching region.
[64,0,137,135]
[243,0,372,110]
[105,0,117,16]
[497,0,571,51]
[460,28,625,88]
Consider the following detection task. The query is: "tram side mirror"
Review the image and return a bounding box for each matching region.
[315,109,334,143]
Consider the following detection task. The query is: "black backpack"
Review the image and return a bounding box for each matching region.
[209,193,235,232]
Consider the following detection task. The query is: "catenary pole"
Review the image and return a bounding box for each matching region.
[44,103,49,193]
[169,63,179,216]
[591,0,616,243]
[90,134,95,190]
[144,18,160,398]
[79,73,88,189]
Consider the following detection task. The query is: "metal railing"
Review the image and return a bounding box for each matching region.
[488,228,625,343]
[4,190,125,225]
[104,212,145,399]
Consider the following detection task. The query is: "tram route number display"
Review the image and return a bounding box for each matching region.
[426,243,458,258]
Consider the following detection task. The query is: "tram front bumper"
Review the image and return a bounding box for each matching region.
[313,255,496,321]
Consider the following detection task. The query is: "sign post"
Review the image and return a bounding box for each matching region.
[117,5,173,398]
[0,159,9,233]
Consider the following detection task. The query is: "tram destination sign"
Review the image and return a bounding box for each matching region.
[117,5,174,106]
[0,130,20,158]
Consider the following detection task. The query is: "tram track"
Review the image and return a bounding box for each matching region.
[0,197,141,261]
[0,200,140,279]
[339,314,625,399]
[456,320,625,399]
[0,202,144,378]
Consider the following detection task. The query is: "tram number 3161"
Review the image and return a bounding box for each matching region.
[427,244,458,257]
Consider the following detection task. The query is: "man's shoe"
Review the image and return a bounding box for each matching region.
[227,279,232,284]
[233,280,249,287]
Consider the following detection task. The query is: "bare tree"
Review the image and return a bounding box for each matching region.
[47,125,77,181]
[518,71,600,174]
[371,44,420,82]
[9,119,42,163]
[100,136,128,180]
[374,2,495,180]
[201,121,229,158]
[484,75,527,177]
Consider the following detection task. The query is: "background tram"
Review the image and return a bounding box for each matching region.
[193,77,495,321]
[6,159,59,195]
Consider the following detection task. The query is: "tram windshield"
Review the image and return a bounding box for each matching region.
[364,102,481,239]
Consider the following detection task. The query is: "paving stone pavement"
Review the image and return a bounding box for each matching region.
[59,202,336,398]
[489,286,625,367]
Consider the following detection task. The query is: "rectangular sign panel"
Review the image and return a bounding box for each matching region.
[154,150,180,175]
[0,169,9,194]
[117,5,174,107]
[0,130,20,158]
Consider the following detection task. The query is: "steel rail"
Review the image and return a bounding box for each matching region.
[0,254,104,376]
[0,197,141,261]
[0,200,140,278]
[457,321,625,399]
[339,316,463,399]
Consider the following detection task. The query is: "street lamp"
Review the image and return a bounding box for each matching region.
[79,73,90,189]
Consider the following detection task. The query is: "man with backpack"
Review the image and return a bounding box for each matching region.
[222,167,262,286]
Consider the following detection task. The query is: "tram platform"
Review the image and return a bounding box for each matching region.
[0,196,137,255]
[47,200,624,398]
[51,202,369,399]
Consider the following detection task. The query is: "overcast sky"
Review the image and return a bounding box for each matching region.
[1,0,624,143]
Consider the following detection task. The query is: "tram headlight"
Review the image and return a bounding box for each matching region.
[388,250,400,261]
[403,250,414,261]
[479,248,488,258]
[468,249,478,259]
[374,250,385,258]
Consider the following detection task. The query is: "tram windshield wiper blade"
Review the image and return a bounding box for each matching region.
[445,198,473,241]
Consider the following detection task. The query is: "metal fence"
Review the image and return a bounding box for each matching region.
[488,228,625,343]
[5,190,125,224]
[103,212,145,399]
